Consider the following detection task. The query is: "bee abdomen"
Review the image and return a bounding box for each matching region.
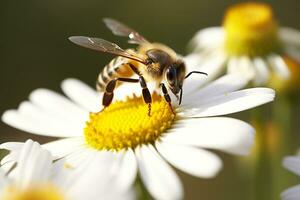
[96,56,133,91]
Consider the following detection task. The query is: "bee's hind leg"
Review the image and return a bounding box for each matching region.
[159,83,174,114]
[102,77,139,109]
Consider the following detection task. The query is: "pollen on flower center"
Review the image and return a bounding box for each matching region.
[223,2,281,57]
[84,93,176,151]
[2,184,64,200]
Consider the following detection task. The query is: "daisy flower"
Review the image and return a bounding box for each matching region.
[2,74,275,200]
[0,139,135,200]
[189,2,300,90]
[281,154,300,200]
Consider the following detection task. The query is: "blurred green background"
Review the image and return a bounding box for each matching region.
[1,0,300,199]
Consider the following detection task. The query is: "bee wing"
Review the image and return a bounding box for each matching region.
[103,18,149,44]
[69,36,147,64]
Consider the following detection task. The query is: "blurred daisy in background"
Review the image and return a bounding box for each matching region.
[0,140,135,200]
[0,139,135,200]
[189,2,300,92]
[281,154,300,200]
[1,73,275,200]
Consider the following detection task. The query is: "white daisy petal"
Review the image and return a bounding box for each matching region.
[61,78,102,112]
[17,101,84,135]
[162,117,255,155]
[29,89,88,123]
[281,184,300,200]
[156,142,222,178]
[267,54,290,79]
[42,137,84,159]
[179,88,275,117]
[135,145,183,200]
[252,57,270,85]
[2,109,82,137]
[190,27,224,50]
[113,150,137,192]
[279,27,300,47]
[283,156,300,176]
[182,74,248,105]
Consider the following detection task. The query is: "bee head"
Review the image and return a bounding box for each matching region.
[165,61,186,102]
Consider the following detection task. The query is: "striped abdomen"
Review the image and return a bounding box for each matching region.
[96,56,135,91]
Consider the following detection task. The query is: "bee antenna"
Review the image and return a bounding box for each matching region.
[185,71,208,79]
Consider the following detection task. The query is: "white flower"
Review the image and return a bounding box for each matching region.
[2,72,275,200]
[281,155,300,200]
[189,2,300,86]
[0,139,135,200]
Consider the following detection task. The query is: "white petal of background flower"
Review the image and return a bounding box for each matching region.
[281,184,300,200]
[190,27,224,51]
[252,57,270,85]
[285,46,300,62]
[228,57,255,81]
[136,145,183,200]
[156,142,222,178]
[183,52,227,94]
[0,142,23,151]
[279,27,300,47]
[267,54,290,79]
[283,156,300,176]
[0,151,19,166]
[0,169,7,190]
[162,117,254,155]
[16,140,52,189]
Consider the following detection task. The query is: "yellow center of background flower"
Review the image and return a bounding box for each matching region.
[84,93,175,151]
[224,2,281,57]
[2,184,64,200]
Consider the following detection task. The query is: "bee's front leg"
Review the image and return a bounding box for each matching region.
[127,63,152,116]
[159,83,174,114]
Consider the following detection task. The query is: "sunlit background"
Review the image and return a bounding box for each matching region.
[1,0,300,199]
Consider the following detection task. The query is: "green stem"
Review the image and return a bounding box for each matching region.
[271,95,292,199]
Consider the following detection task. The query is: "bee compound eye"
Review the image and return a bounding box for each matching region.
[166,67,176,85]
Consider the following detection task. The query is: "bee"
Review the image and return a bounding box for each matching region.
[69,18,207,115]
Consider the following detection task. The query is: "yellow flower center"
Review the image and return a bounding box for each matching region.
[223,2,281,57]
[2,184,64,200]
[84,93,175,151]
